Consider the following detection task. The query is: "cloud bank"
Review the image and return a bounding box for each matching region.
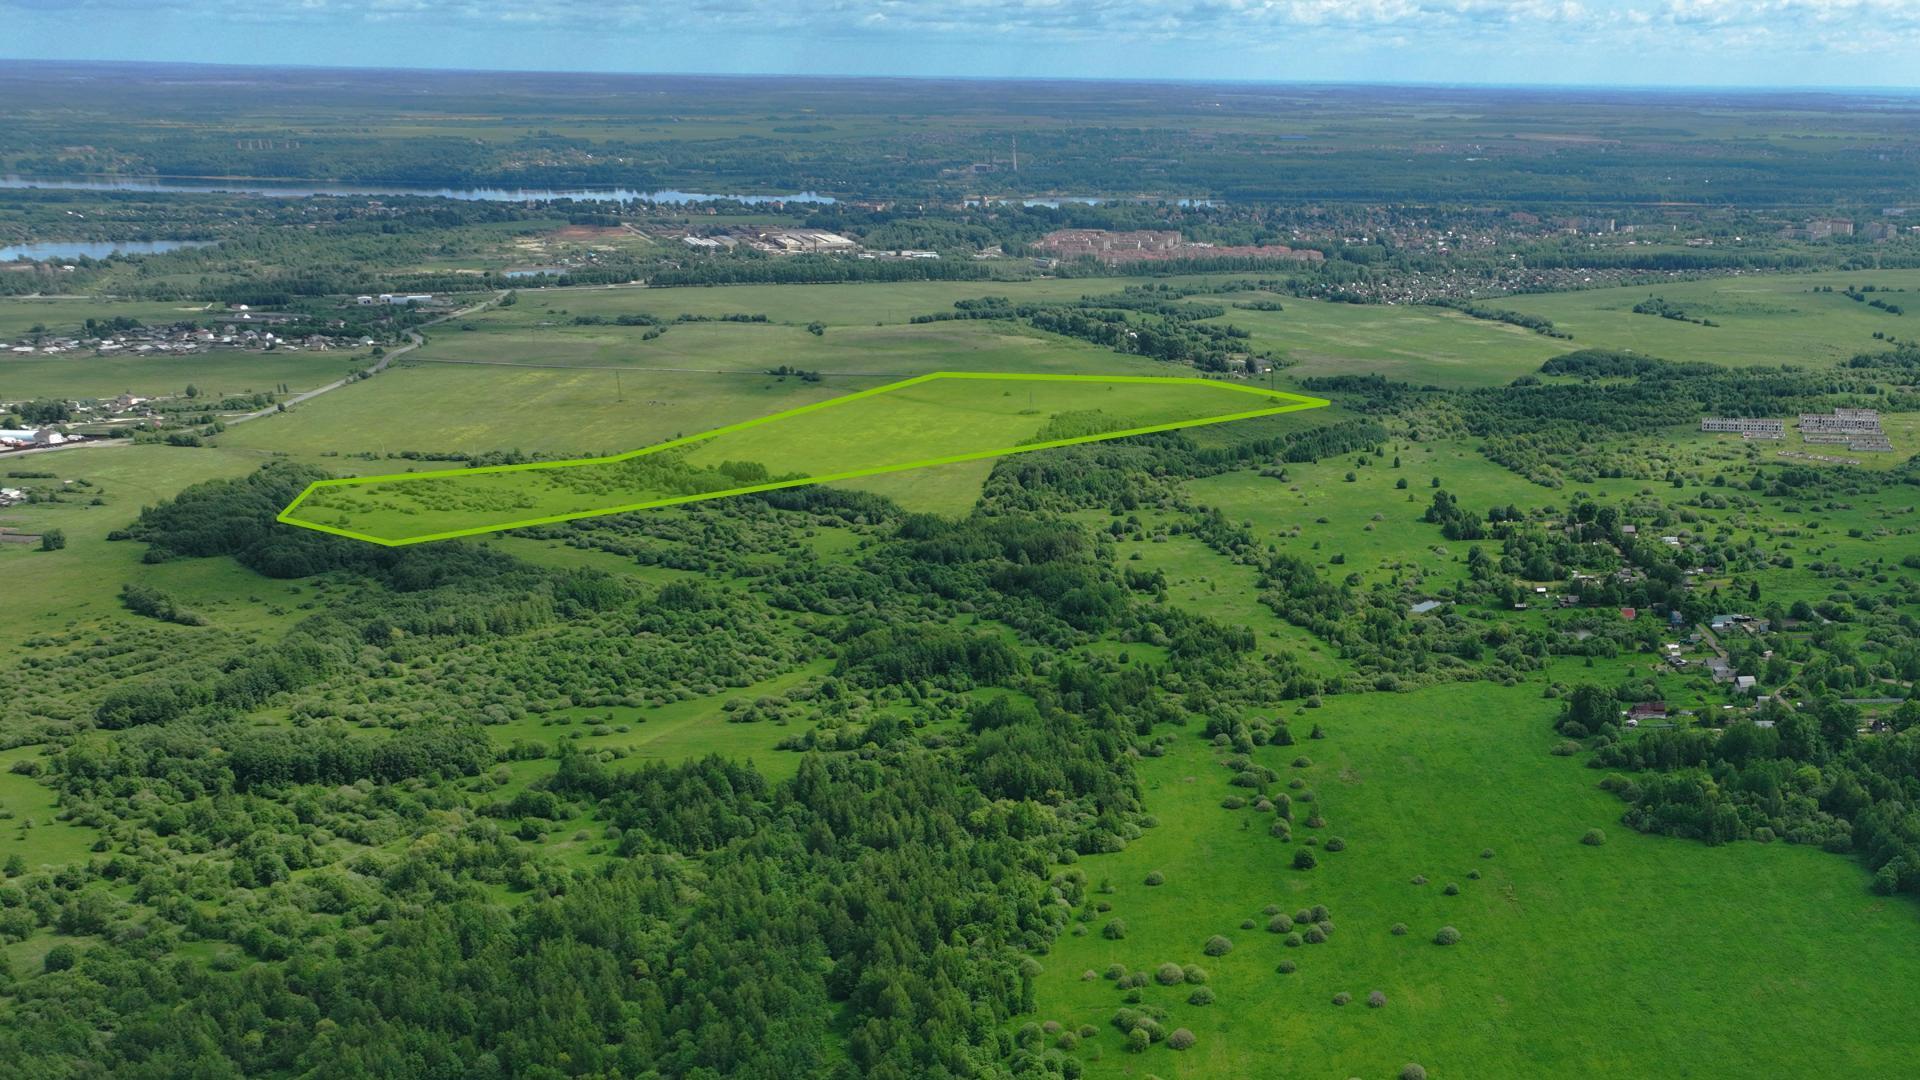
[5,0,1919,87]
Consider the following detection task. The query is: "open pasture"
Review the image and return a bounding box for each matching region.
[1211,297,1568,388]
[1495,269,1920,369]
[1030,680,1920,1079]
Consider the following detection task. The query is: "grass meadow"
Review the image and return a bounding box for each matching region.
[1029,678,1920,1078]
[1494,269,1920,369]
[2,349,370,401]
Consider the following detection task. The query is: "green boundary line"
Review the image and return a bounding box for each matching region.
[277,372,1329,545]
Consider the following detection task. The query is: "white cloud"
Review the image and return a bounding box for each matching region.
[4,0,1919,83]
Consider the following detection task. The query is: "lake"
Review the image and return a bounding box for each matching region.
[0,176,835,205]
[0,239,215,261]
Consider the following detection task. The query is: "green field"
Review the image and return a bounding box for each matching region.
[0,445,281,640]
[1,349,369,401]
[0,298,224,340]
[279,374,1326,543]
[215,318,1183,465]
[1211,297,1568,388]
[1029,679,1920,1078]
[1496,270,1920,369]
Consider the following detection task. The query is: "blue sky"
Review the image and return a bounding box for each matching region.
[4,0,1918,88]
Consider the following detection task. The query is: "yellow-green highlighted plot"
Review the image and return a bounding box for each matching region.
[278,372,1327,544]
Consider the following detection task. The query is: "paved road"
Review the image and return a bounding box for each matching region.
[230,290,507,424]
[1,291,506,460]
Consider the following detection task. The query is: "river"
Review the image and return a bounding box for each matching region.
[0,239,215,261]
[0,176,836,205]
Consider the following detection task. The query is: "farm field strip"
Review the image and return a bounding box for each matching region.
[278,373,1328,544]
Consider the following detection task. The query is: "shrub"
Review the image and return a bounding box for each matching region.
[1293,849,1317,870]
[1268,913,1294,933]
[1168,1028,1197,1051]
[39,529,66,552]
[1155,962,1185,985]
[1324,836,1346,851]
[1127,1028,1150,1053]
[1284,932,1304,947]
[1367,990,1387,1008]
[1104,919,1128,940]
[1292,756,1312,768]
[1276,958,1297,974]
[1078,1024,1098,1039]
[1305,813,1326,828]
[1203,935,1233,956]
[1104,963,1126,980]
[1467,869,1482,879]
[1332,991,1352,1006]
[1582,828,1606,846]
[1294,908,1311,924]
[1270,821,1293,839]
[1183,964,1207,984]
[1434,926,1462,946]
[1443,882,1460,896]
[1240,918,1256,930]
[1187,986,1215,1006]
[1391,922,1409,936]
[1144,870,1166,886]
[1262,903,1281,916]
[1411,874,1428,885]
[42,944,77,972]
[1401,1066,1429,1080]
[1310,904,1329,921]
[1056,1031,1079,1050]
[1303,927,1327,944]
[1480,847,1495,859]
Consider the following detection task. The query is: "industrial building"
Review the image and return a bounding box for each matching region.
[1700,417,1784,439]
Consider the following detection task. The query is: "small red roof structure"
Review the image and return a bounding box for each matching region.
[1620,607,1637,620]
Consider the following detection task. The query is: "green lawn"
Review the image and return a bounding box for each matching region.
[1030,679,1920,1078]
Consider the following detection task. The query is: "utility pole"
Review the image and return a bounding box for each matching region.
[614,370,623,401]
[1012,135,1018,173]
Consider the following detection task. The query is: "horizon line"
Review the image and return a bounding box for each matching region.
[2,55,1917,96]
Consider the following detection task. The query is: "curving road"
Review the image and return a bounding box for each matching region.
[5,291,508,458]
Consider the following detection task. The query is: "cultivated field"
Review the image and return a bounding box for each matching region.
[279,375,1324,543]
